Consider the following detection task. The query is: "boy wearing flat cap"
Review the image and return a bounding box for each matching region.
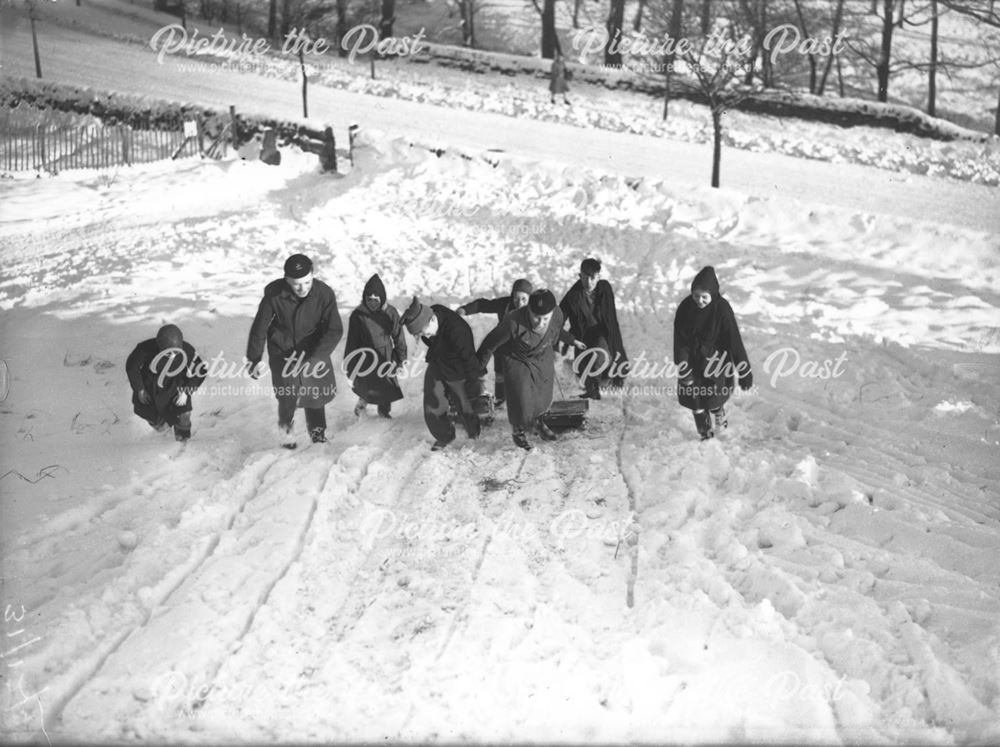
[401,297,482,451]
[126,324,206,442]
[477,289,583,450]
[246,253,343,448]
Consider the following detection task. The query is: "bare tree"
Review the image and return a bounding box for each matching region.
[817,0,846,95]
[682,19,756,187]
[606,0,625,65]
[663,0,685,120]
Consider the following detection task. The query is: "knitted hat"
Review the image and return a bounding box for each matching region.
[528,289,557,315]
[156,324,184,351]
[511,278,533,296]
[402,297,434,335]
[284,253,313,279]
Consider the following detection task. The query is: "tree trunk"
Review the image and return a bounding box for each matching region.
[380,0,395,38]
[663,0,684,121]
[817,0,845,95]
[995,85,1000,136]
[280,0,292,40]
[467,0,476,47]
[634,0,646,32]
[542,0,557,58]
[701,0,711,34]
[605,0,625,66]
[573,0,580,29]
[876,0,894,102]
[268,0,277,41]
[793,0,816,93]
[711,106,722,188]
[335,0,347,56]
[928,0,938,116]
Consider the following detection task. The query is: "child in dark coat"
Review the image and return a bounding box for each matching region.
[673,266,753,440]
[126,324,206,442]
[401,297,482,451]
[457,278,532,406]
[345,274,407,418]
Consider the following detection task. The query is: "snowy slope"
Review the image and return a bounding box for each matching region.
[1,129,999,743]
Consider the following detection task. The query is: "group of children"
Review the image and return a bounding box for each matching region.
[126,255,752,449]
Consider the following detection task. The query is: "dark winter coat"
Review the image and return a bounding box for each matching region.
[476,307,575,430]
[126,339,206,426]
[673,266,751,411]
[550,57,569,95]
[246,278,343,407]
[344,274,406,406]
[459,295,518,375]
[560,278,628,387]
[420,305,482,385]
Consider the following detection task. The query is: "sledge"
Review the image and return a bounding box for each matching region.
[539,399,589,431]
[448,393,496,426]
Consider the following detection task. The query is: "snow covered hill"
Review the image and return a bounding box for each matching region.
[1,128,999,743]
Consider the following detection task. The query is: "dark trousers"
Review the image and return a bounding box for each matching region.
[277,396,327,432]
[423,362,480,442]
[573,334,612,395]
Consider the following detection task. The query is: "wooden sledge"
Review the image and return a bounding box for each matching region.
[539,399,589,431]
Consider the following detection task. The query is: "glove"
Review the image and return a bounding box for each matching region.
[246,360,261,380]
[137,388,151,405]
[175,391,188,407]
[739,371,754,391]
[456,308,467,317]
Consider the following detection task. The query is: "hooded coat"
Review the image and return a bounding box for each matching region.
[246,277,343,408]
[344,274,406,406]
[126,339,206,425]
[673,266,751,411]
[476,307,575,430]
[560,278,628,387]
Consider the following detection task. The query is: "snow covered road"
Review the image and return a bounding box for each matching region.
[2,12,999,232]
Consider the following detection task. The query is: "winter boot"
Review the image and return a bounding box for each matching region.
[535,418,557,441]
[693,410,714,441]
[174,427,190,442]
[711,405,728,433]
[279,422,297,449]
[354,397,367,417]
[152,419,171,433]
[431,434,455,451]
[377,405,392,419]
[309,427,327,444]
[512,429,533,451]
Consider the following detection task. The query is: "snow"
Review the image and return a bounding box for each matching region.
[2,127,999,743]
[3,1,1000,742]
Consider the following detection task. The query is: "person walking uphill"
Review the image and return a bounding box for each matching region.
[127,324,206,442]
[550,51,570,105]
[246,254,343,448]
[560,257,628,399]
[477,289,582,450]
[673,266,753,441]
[344,273,406,419]
[457,278,533,406]
[401,297,482,451]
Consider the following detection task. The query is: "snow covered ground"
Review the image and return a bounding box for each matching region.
[2,126,999,742]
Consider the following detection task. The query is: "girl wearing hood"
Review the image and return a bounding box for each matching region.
[345,274,407,418]
[673,266,753,440]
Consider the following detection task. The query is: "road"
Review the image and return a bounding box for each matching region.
[2,11,999,233]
